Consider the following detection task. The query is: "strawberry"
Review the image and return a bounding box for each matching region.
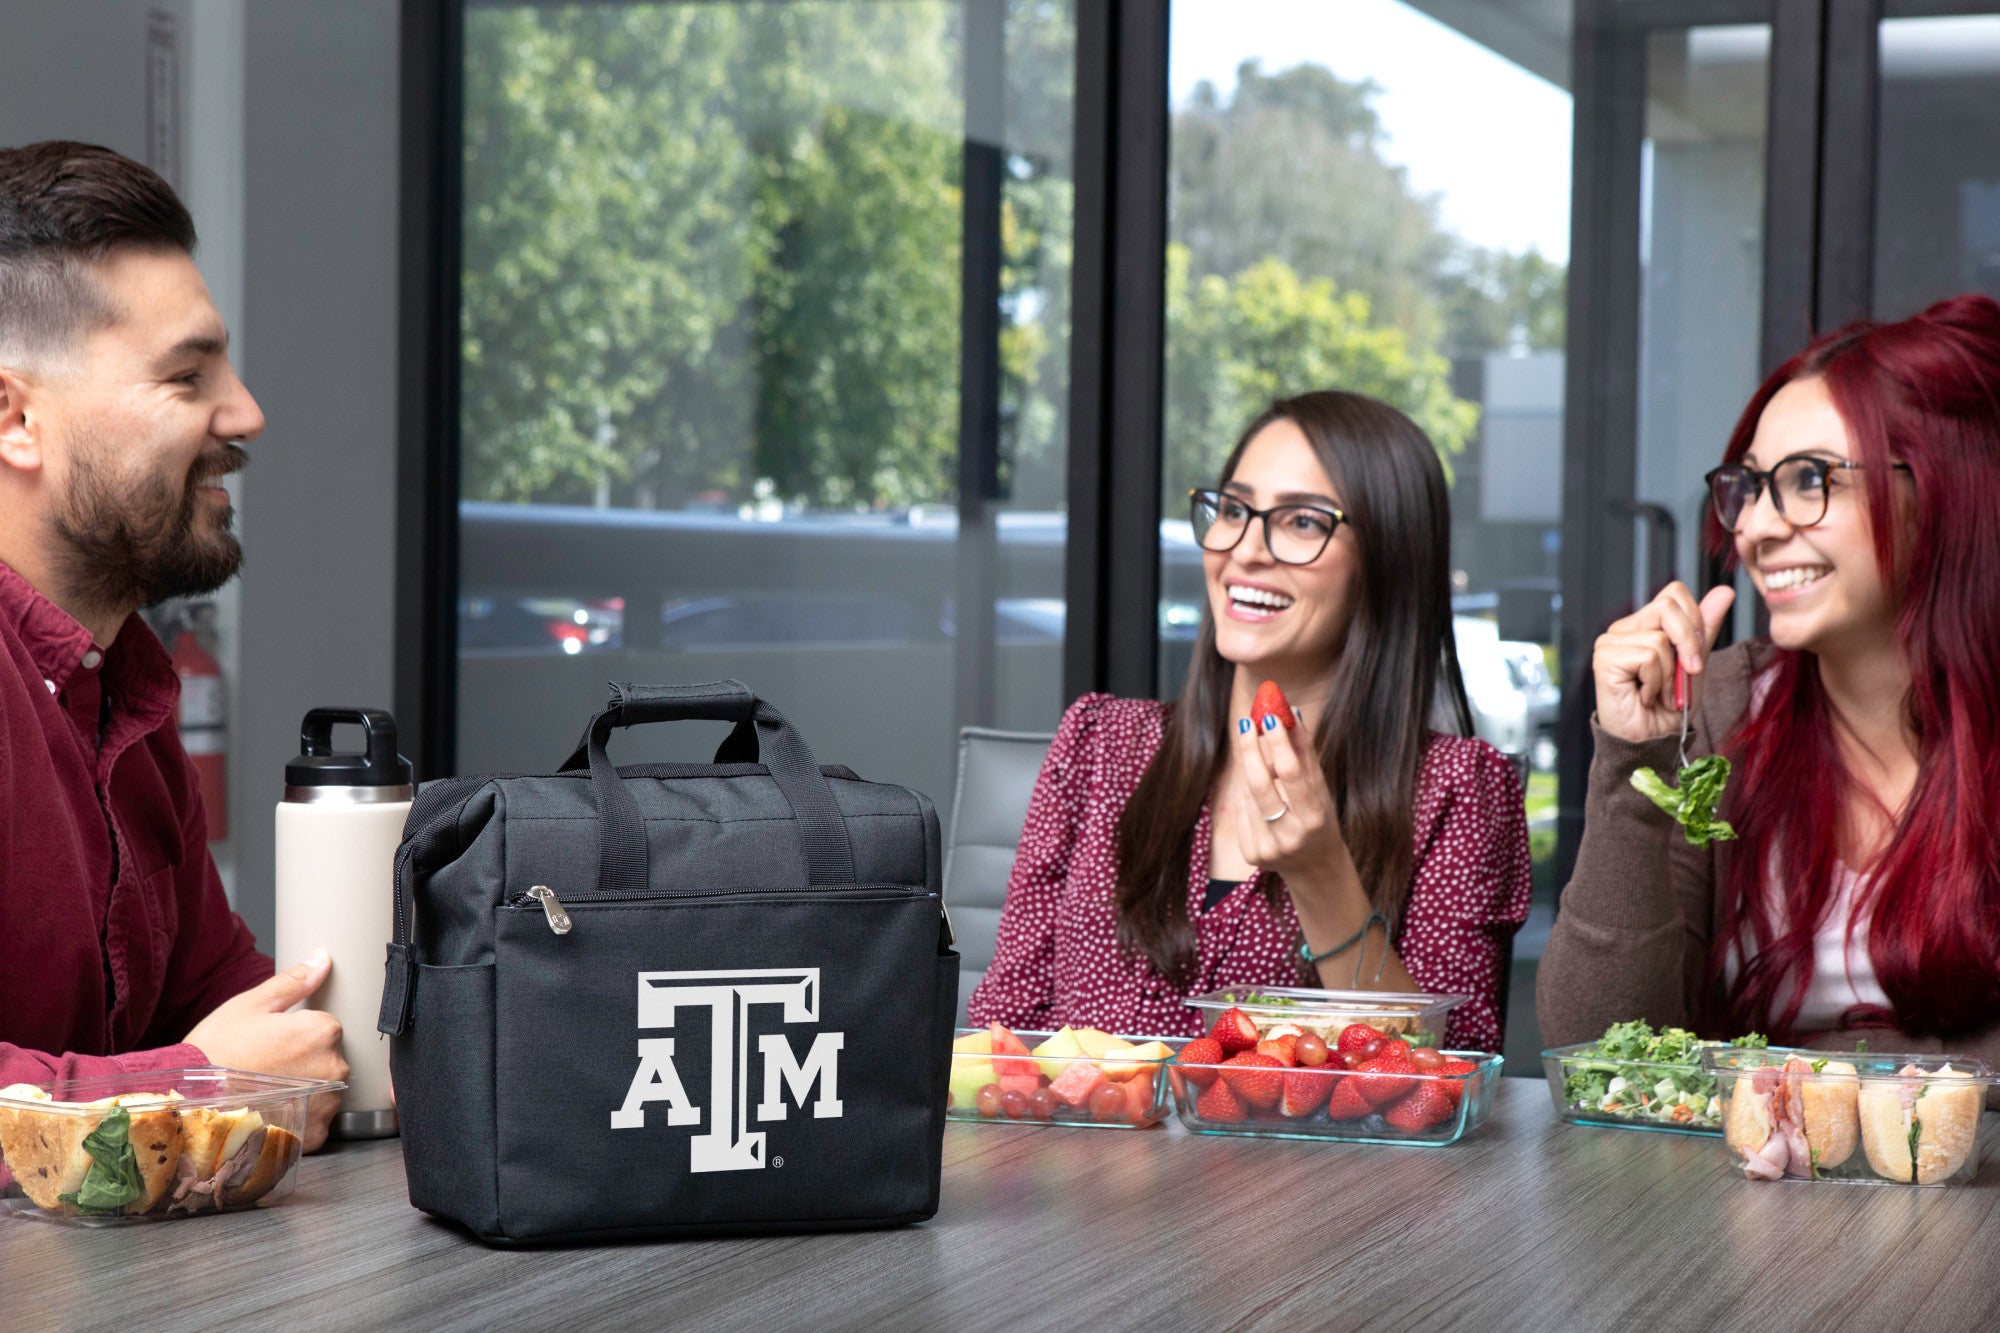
[1336,1023,1383,1057]
[1255,1035,1298,1067]
[1325,1076,1373,1121]
[1252,680,1297,731]
[1210,1007,1261,1054]
[1354,1055,1417,1107]
[1262,1023,1305,1041]
[1220,1052,1284,1109]
[1278,1066,1333,1117]
[1176,1037,1225,1089]
[1195,1077,1247,1123]
[1435,1057,1480,1108]
[1384,1082,1456,1132]
[1375,1039,1414,1066]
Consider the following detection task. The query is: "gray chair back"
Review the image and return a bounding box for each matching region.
[943,726,1053,1023]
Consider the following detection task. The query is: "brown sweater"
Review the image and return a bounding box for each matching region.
[1536,639,2000,1089]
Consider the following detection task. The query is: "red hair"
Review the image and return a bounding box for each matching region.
[1702,294,2000,1040]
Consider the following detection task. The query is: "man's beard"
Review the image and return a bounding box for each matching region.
[50,440,247,612]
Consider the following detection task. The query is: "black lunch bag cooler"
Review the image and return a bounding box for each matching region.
[378,681,958,1244]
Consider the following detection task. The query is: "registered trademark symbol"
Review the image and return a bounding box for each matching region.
[772,1156,784,1168]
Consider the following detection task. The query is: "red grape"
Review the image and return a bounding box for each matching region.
[975,1084,1003,1118]
[1088,1084,1127,1121]
[1294,1033,1329,1067]
[1000,1088,1029,1119]
[1028,1087,1059,1121]
[1361,1036,1386,1059]
[1410,1047,1444,1071]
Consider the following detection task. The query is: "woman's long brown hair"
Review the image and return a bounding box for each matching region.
[1114,391,1473,987]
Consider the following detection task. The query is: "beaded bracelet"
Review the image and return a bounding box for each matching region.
[1297,909,1388,975]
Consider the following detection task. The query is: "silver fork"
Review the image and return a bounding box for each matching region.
[1674,660,1691,770]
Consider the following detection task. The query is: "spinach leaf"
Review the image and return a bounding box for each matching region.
[55,1106,144,1215]
[1631,755,1738,848]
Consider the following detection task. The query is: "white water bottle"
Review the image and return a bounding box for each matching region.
[275,708,412,1139]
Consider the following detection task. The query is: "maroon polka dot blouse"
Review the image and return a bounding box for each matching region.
[965,693,1533,1052]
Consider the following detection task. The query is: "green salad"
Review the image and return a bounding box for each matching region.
[1558,1020,1768,1131]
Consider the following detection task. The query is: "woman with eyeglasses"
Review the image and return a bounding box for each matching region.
[1540,295,2000,1069]
[967,391,1532,1051]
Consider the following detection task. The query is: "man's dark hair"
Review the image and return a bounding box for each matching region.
[0,141,196,363]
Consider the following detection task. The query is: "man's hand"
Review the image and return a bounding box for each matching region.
[185,950,348,1151]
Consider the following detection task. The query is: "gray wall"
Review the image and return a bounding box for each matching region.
[237,2,401,950]
[1,3,403,956]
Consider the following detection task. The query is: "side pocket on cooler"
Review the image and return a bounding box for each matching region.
[393,963,500,1239]
[922,948,961,1220]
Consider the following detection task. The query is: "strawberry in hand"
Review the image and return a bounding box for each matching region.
[1252,680,1298,732]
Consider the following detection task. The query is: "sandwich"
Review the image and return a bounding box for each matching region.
[168,1107,301,1214]
[1722,1055,1860,1180]
[0,1085,300,1217]
[1858,1064,1981,1184]
[0,1087,186,1214]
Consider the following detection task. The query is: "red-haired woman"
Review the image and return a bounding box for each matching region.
[1540,294,2000,1070]
[968,391,1532,1052]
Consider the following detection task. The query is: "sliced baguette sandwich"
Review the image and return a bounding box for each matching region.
[0,1088,186,1213]
[1722,1055,1859,1178]
[1858,1065,1981,1184]
[0,1086,298,1216]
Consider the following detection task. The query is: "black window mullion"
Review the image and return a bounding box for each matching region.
[1554,0,1648,884]
[1761,0,1826,376]
[1817,0,1884,327]
[1063,0,1170,704]
[397,0,464,782]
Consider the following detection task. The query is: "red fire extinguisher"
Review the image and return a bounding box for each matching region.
[171,617,228,842]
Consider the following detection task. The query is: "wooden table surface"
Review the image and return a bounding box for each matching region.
[5,1078,1997,1332]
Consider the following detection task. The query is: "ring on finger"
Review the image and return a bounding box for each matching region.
[1262,804,1290,823]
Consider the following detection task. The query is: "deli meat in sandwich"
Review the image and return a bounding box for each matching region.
[1723,1055,1860,1180]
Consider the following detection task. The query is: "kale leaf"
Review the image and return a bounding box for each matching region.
[1631,755,1738,848]
[55,1105,144,1215]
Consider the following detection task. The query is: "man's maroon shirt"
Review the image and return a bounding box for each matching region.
[0,560,271,1087]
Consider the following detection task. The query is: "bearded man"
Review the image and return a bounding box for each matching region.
[0,142,344,1148]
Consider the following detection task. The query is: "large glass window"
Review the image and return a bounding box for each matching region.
[453,2,1075,817]
[1874,13,2000,316]
[1161,0,1571,1059]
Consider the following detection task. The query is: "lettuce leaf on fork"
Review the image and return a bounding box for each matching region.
[1631,755,1737,849]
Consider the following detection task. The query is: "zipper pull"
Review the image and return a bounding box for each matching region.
[525,885,572,935]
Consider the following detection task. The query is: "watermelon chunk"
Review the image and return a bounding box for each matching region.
[1048,1059,1109,1108]
[988,1023,1037,1080]
[1123,1067,1160,1122]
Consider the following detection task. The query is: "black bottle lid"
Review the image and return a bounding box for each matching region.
[285,707,413,789]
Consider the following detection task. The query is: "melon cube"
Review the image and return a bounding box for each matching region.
[1047,1059,1109,1108]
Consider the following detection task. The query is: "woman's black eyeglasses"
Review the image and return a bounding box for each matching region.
[1188,489,1346,565]
[1704,454,1912,532]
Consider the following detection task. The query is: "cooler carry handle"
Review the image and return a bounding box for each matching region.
[564,679,858,894]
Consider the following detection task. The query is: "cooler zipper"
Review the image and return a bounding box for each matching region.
[523,885,572,934]
[507,883,940,937]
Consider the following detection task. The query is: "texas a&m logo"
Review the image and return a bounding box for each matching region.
[609,968,844,1173]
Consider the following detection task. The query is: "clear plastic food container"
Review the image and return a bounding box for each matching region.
[948,1026,1183,1129]
[1183,986,1468,1051]
[1540,1041,1803,1135]
[1702,1049,1997,1186]
[1167,1048,1501,1145]
[0,1067,344,1225]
